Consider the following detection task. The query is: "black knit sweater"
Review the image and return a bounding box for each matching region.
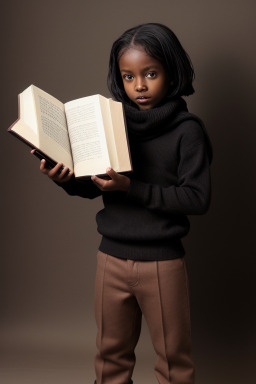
[57,98,212,261]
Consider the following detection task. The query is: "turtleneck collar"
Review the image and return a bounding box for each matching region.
[123,97,213,163]
[123,97,188,140]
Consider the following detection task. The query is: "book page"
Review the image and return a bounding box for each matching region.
[32,85,74,170]
[64,95,110,177]
[98,96,119,170]
[108,99,132,173]
[11,90,40,148]
[20,86,38,136]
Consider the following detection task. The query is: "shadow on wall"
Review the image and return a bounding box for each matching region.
[185,52,256,379]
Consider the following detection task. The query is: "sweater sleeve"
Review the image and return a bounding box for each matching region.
[54,176,102,199]
[126,129,211,215]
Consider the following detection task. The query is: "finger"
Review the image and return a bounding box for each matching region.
[91,175,110,190]
[62,171,73,182]
[31,149,35,154]
[91,175,105,188]
[48,163,63,178]
[106,167,119,180]
[56,170,73,183]
[40,159,49,174]
[58,166,70,179]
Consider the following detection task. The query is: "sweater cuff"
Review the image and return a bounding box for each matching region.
[53,176,75,192]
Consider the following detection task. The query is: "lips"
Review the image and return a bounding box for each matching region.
[136,96,151,104]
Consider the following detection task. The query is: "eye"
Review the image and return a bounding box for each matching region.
[146,72,157,79]
[123,74,134,81]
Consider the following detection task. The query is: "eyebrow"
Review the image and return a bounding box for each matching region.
[120,65,159,73]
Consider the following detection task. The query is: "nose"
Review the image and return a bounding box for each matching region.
[135,77,147,91]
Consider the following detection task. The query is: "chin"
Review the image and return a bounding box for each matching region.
[139,105,152,110]
[135,101,154,110]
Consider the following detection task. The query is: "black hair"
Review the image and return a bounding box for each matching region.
[107,23,195,103]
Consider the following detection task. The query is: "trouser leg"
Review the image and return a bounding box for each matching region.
[94,251,142,384]
[135,257,195,384]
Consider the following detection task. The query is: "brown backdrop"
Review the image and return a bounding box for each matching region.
[1,1,255,383]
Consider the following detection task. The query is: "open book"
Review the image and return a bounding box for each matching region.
[8,85,132,178]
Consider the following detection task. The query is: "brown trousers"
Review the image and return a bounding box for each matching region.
[94,251,195,384]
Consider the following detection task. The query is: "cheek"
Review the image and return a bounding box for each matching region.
[159,79,169,96]
[123,83,132,95]
[154,82,165,97]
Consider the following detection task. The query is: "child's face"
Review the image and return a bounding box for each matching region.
[119,46,169,110]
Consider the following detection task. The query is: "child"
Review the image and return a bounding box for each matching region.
[33,23,212,384]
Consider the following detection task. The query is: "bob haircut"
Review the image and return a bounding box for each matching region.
[107,23,195,104]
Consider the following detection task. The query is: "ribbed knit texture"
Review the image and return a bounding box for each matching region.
[58,98,212,261]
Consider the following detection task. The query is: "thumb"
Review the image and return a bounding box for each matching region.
[106,167,119,180]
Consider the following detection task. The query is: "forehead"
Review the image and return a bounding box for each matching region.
[119,47,162,71]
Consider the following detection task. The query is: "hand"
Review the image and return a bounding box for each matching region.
[91,167,130,192]
[31,149,73,183]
